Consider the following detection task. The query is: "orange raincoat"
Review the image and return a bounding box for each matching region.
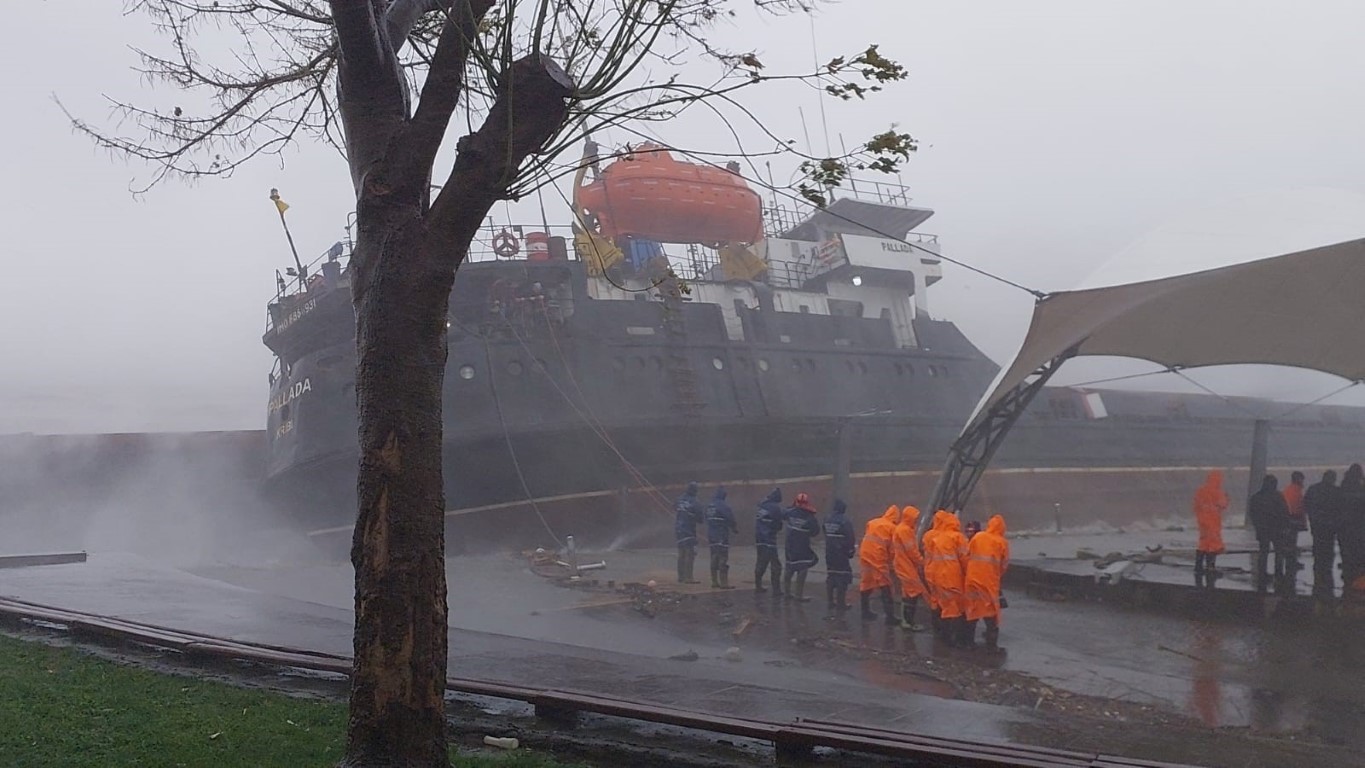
[858,505,900,592]
[922,511,968,618]
[892,506,927,599]
[964,515,1010,622]
[1193,471,1228,554]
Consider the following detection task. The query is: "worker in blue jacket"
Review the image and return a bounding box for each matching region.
[754,488,785,596]
[823,498,856,613]
[675,481,703,584]
[783,492,822,602]
[705,487,739,589]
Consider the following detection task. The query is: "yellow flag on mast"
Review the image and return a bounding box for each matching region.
[269,187,289,214]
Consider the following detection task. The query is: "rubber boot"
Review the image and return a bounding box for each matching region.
[711,560,721,589]
[826,581,836,613]
[860,590,878,622]
[961,619,979,648]
[795,570,811,602]
[984,621,1000,650]
[685,550,700,584]
[677,547,687,584]
[901,596,925,632]
[754,564,766,594]
[837,586,850,612]
[719,566,734,590]
[880,587,896,626]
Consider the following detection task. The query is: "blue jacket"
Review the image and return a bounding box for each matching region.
[755,488,784,549]
[783,504,821,568]
[823,499,856,565]
[674,482,703,545]
[705,487,738,546]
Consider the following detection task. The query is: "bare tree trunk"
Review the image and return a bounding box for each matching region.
[343,216,455,768]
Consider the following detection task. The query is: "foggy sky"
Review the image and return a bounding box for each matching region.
[4,0,1365,434]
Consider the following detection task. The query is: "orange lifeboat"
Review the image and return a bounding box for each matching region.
[575,143,763,245]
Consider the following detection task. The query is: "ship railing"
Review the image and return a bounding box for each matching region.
[840,176,914,207]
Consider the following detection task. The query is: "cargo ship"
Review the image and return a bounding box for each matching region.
[261,141,1365,547]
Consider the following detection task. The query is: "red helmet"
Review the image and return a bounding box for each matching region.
[795,492,811,508]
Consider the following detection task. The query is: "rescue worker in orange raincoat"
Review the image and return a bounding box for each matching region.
[1193,471,1229,585]
[963,514,1009,649]
[858,505,899,623]
[922,510,968,645]
[892,505,928,632]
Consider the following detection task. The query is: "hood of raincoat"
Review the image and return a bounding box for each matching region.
[931,510,952,531]
[1202,470,1223,491]
[832,499,847,515]
[899,505,921,528]
[881,505,901,525]
[685,481,699,496]
[1260,474,1278,492]
[764,488,782,504]
[986,514,1006,536]
[713,487,727,501]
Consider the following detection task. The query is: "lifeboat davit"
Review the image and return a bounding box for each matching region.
[576,144,764,245]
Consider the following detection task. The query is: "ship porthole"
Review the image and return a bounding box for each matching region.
[757,358,770,372]
[459,364,476,380]
[507,360,524,376]
[712,357,724,370]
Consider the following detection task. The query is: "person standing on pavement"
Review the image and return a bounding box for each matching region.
[1283,471,1308,572]
[922,510,969,645]
[1304,469,1341,601]
[674,481,704,584]
[858,505,899,623]
[705,487,738,589]
[1336,464,1365,593]
[1192,471,1229,585]
[1248,474,1294,594]
[891,505,928,632]
[823,499,856,613]
[754,488,785,596]
[782,492,821,602]
[963,514,1010,649]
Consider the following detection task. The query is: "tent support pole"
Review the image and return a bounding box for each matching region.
[920,346,1079,539]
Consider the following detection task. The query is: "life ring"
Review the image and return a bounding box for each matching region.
[492,229,520,258]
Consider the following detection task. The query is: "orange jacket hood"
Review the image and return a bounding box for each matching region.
[882,505,901,525]
[1202,470,1224,491]
[986,514,1006,537]
[899,506,921,528]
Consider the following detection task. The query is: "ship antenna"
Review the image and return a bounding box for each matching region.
[798,107,814,158]
[810,13,832,157]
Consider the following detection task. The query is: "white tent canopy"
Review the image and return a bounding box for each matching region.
[966,237,1365,431]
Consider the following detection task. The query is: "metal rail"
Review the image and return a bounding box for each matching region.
[0,596,1197,768]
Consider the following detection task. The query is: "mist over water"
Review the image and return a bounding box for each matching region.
[0,433,318,569]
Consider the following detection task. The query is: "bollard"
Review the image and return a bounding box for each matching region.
[566,535,579,578]
[1054,503,1062,533]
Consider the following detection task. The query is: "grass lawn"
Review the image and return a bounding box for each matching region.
[0,634,576,767]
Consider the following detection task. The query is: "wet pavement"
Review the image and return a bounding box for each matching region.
[3,528,1364,764]
[0,552,1022,743]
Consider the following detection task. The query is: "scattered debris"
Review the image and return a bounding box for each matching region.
[723,647,742,663]
[483,735,519,750]
[731,617,753,640]
[668,650,699,662]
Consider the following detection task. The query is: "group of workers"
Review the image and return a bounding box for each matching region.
[674,483,1010,649]
[1193,466,1365,601]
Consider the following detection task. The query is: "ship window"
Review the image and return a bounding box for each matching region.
[927,365,938,378]
[634,356,647,370]
[799,305,810,314]
[806,358,817,370]
[459,364,476,380]
[626,326,656,336]
[613,357,625,371]
[894,362,903,375]
[758,358,770,372]
[791,359,803,372]
[737,356,750,370]
[904,363,914,376]
[507,360,524,376]
[846,361,856,373]
[857,361,868,375]
[779,334,792,344]
[712,357,725,370]
[651,356,664,371]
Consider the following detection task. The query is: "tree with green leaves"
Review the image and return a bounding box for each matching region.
[73,1,914,764]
